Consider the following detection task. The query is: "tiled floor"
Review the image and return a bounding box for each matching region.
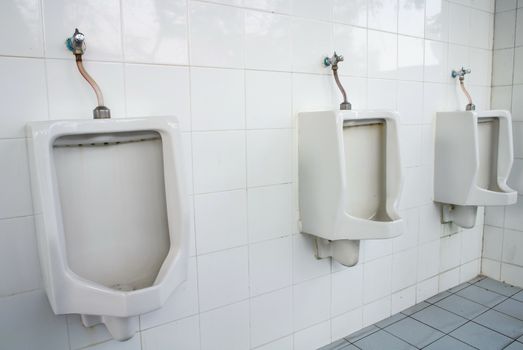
[320,276,523,350]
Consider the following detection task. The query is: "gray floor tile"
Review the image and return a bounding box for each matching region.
[450,322,512,350]
[475,278,522,297]
[375,313,406,329]
[384,317,444,348]
[345,325,380,343]
[411,305,468,333]
[449,282,471,293]
[474,310,523,339]
[423,336,477,350]
[354,330,416,350]
[401,301,430,316]
[457,284,508,307]
[513,291,523,303]
[495,299,523,321]
[426,291,452,304]
[519,334,523,343]
[436,294,489,319]
[505,341,523,349]
[318,338,352,350]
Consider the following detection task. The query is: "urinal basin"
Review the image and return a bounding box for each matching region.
[26,117,190,341]
[299,110,403,241]
[434,110,517,207]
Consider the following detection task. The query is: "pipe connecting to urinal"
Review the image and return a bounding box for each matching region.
[324,52,352,111]
[452,67,475,111]
[66,28,111,119]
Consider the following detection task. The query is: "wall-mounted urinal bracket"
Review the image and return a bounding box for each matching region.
[451,67,475,111]
[66,28,111,119]
[324,52,351,111]
[314,237,360,267]
[440,203,478,229]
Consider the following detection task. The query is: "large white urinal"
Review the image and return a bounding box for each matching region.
[298,110,404,266]
[434,110,517,228]
[26,116,189,341]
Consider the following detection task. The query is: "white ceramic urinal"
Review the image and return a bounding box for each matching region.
[26,116,189,341]
[434,110,517,228]
[298,110,404,266]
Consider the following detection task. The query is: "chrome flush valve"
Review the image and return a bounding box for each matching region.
[451,67,475,111]
[66,28,86,55]
[324,52,351,110]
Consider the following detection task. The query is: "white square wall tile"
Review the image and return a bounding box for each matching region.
[494,10,517,49]
[246,71,292,129]
[505,196,523,230]
[516,8,523,46]
[0,0,43,56]
[122,0,187,65]
[0,139,33,219]
[140,258,199,330]
[291,0,332,21]
[485,205,505,227]
[502,229,523,265]
[482,226,503,261]
[399,125,422,167]
[363,255,392,303]
[197,246,249,311]
[333,0,367,26]
[424,40,448,83]
[293,275,331,331]
[331,264,363,316]
[425,0,449,41]
[245,11,291,71]
[189,2,244,68]
[292,74,334,114]
[469,48,492,86]
[439,233,461,272]
[469,9,492,49]
[368,0,398,32]
[416,276,438,302]
[200,301,250,350]
[398,0,425,37]
[124,64,190,130]
[331,308,363,341]
[391,248,418,292]
[363,297,391,326]
[248,184,292,243]
[501,263,523,287]
[333,24,368,77]
[0,217,41,297]
[449,3,470,45]
[243,0,291,13]
[514,122,523,158]
[293,321,331,350]
[70,335,141,350]
[368,30,398,80]
[0,290,68,350]
[398,36,424,82]
[367,79,397,110]
[247,129,292,187]
[497,0,518,11]
[460,259,481,283]
[192,131,246,194]
[393,207,419,252]
[195,190,247,255]
[249,236,292,296]
[291,18,333,74]
[417,240,440,281]
[482,258,501,280]
[508,159,523,194]
[47,60,125,120]
[492,49,515,86]
[0,57,48,138]
[512,85,523,121]
[391,286,416,314]
[191,67,245,131]
[514,47,523,85]
[142,315,200,350]
[250,287,293,347]
[439,268,460,291]
[42,0,122,61]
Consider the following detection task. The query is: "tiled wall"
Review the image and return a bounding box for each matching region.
[0,0,494,349]
[482,0,523,287]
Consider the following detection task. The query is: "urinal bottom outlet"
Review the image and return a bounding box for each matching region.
[315,238,360,267]
[81,314,139,341]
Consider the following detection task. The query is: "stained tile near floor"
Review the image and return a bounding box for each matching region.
[319,277,523,350]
